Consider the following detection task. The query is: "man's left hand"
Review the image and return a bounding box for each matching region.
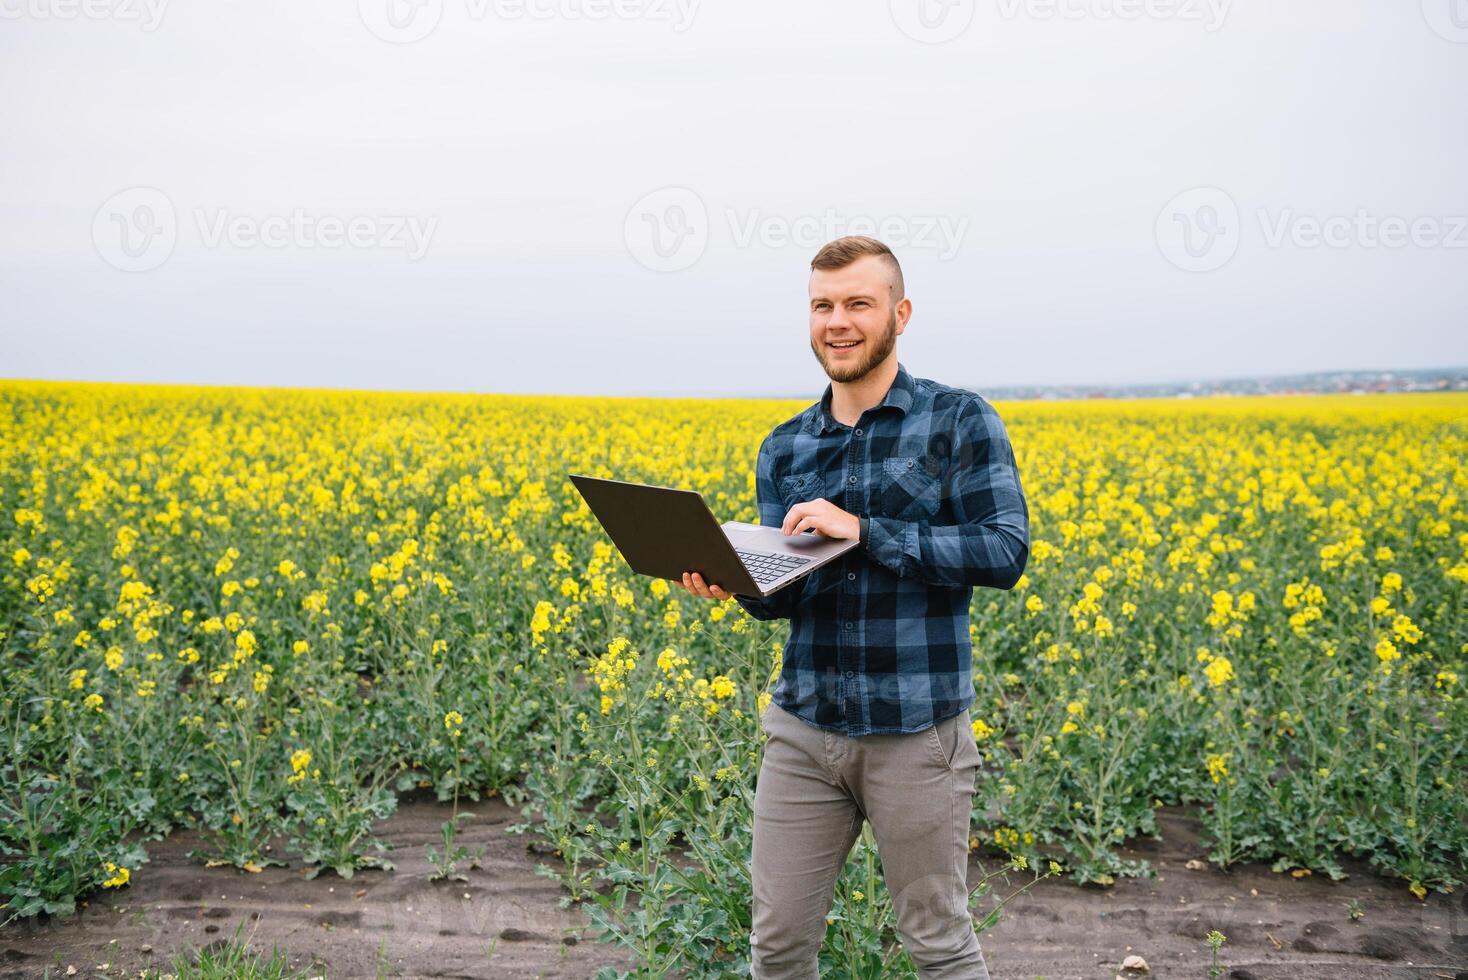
[781,498,860,539]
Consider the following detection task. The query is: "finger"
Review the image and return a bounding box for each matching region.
[691,572,714,599]
[782,503,809,535]
[709,584,728,599]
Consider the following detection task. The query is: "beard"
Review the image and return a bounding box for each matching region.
[810,308,899,383]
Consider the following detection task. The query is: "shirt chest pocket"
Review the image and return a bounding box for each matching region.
[880,456,943,521]
[778,472,821,512]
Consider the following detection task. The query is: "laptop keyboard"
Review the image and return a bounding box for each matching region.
[736,550,812,585]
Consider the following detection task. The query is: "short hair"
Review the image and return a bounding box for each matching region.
[810,236,904,301]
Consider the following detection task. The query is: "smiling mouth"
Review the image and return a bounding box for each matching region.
[827,340,862,351]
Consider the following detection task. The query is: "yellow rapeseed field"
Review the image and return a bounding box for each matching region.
[1,381,1463,973]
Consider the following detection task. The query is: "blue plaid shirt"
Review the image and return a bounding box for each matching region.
[736,363,1029,736]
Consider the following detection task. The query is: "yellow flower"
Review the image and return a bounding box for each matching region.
[101,862,130,888]
[234,630,257,663]
[444,710,464,737]
[288,748,313,784]
[1204,657,1234,687]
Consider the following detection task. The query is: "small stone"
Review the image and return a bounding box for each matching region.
[140,945,153,954]
[1121,954,1150,972]
[1185,859,1206,870]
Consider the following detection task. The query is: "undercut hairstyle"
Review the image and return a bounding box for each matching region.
[810,236,905,301]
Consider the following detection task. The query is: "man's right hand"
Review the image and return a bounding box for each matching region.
[680,571,731,600]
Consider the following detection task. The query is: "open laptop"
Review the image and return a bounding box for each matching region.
[569,474,858,597]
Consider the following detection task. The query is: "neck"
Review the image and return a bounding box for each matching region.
[829,355,899,427]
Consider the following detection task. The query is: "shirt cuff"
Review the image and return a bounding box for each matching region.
[864,515,916,577]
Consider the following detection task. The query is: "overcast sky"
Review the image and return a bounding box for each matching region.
[2,0,1465,398]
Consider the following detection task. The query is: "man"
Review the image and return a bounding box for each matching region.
[679,235,1029,979]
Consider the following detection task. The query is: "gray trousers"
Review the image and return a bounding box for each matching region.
[750,700,991,979]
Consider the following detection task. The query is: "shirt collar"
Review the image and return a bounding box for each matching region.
[808,362,915,434]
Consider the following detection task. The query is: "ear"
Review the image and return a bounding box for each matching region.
[895,296,912,335]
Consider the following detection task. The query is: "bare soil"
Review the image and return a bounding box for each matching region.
[2,796,1463,979]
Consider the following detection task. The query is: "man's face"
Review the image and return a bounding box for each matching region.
[808,255,909,383]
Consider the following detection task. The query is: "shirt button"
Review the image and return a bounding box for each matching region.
[855,428,862,436]
[847,572,856,581]
[848,476,857,484]
[844,621,854,630]
[844,670,854,678]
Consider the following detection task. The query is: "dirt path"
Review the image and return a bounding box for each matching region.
[976,808,1466,979]
[2,790,635,979]
[2,798,1463,979]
